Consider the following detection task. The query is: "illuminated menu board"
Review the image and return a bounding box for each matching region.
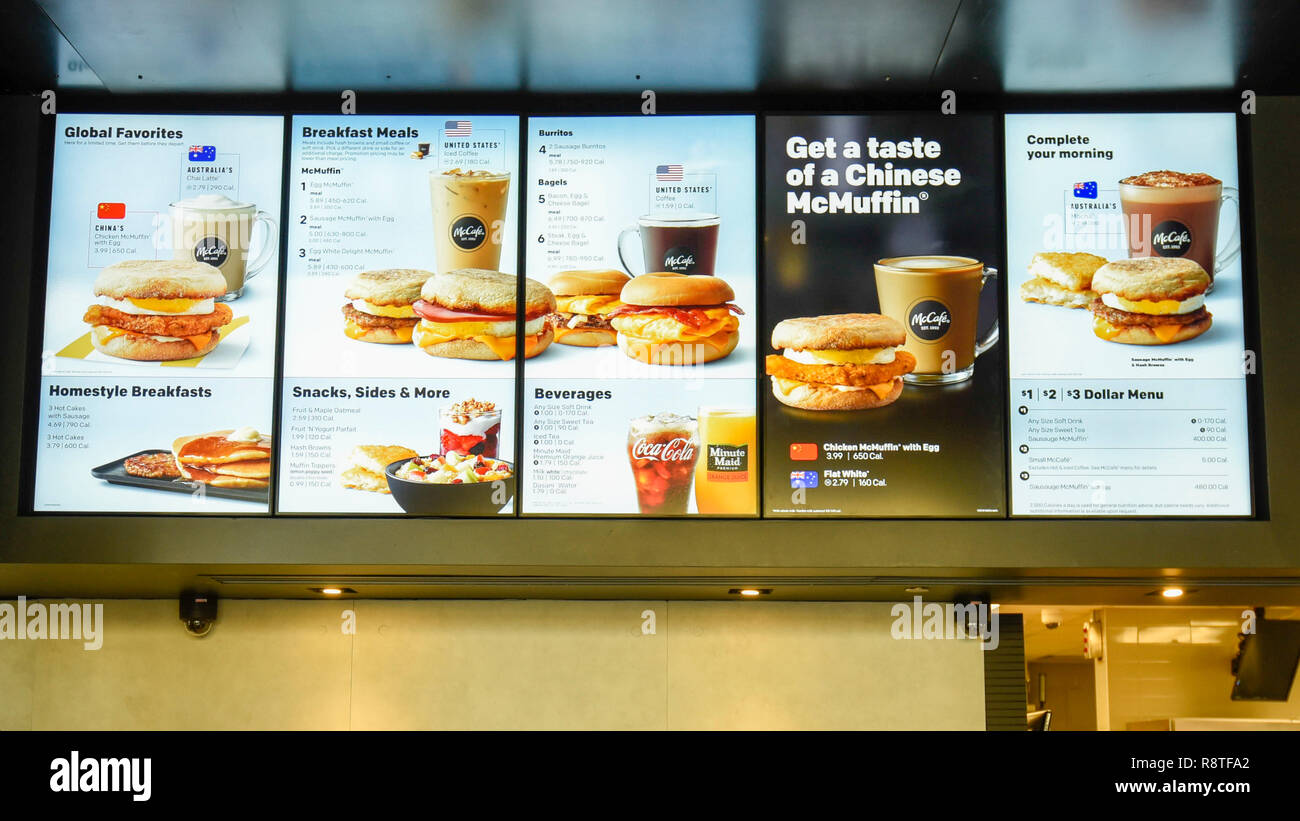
[521,115,758,515]
[1004,113,1252,516]
[762,114,1006,517]
[33,114,283,513]
[277,115,520,515]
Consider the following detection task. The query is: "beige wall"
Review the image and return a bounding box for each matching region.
[1099,607,1300,730]
[0,599,986,730]
[1027,660,1097,731]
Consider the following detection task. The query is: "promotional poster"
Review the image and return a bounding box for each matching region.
[521,115,758,515]
[34,114,283,513]
[1005,113,1251,516]
[763,114,1006,517]
[277,115,520,515]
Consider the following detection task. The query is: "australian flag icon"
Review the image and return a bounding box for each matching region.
[1073,181,1098,199]
[790,471,819,489]
[188,145,216,162]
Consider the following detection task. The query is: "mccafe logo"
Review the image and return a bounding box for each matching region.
[193,235,229,268]
[662,246,697,273]
[1151,219,1193,257]
[907,298,952,342]
[631,436,696,462]
[450,215,487,250]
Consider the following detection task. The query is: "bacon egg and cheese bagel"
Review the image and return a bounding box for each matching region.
[609,273,742,365]
[411,267,556,360]
[83,259,231,361]
[342,268,431,344]
[1088,257,1212,345]
[766,313,916,411]
[547,268,629,347]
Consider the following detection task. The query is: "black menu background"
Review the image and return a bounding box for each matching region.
[763,114,1006,517]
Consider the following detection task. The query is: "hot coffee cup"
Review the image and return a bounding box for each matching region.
[169,194,277,301]
[617,212,719,275]
[1119,171,1240,290]
[874,255,999,385]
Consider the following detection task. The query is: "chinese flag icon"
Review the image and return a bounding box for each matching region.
[97,202,126,219]
[789,442,818,461]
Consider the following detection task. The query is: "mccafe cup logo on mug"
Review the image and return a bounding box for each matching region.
[450,215,488,251]
[874,255,999,386]
[192,235,230,268]
[662,246,697,273]
[1151,220,1192,257]
[906,298,952,342]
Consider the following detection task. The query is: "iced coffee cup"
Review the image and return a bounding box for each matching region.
[429,169,510,274]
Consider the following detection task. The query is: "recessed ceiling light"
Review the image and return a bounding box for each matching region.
[320,588,343,596]
[1161,587,1184,599]
[904,586,929,594]
[729,588,771,597]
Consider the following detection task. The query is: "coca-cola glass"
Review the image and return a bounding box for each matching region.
[627,413,699,515]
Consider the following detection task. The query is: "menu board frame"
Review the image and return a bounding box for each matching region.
[3,90,1284,576]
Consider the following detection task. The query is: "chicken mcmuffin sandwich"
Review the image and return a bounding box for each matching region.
[609,273,742,365]
[766,313,916,410]
[1088,257,1212,345]
[82,259,232,361]
[342,268,431,343]
[547,269,630,346]
[412,267,556,360]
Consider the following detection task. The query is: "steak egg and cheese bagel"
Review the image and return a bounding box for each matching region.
[411,267,556,360]
[1088,257,1212,345]
[342,268,431,343]
[83,259,232,361]
[609,273,742,365]
[547,269,630,346]
[766,313,916,411]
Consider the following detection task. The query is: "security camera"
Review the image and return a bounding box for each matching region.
[1041,608,1064,630]
[180,591,217,637]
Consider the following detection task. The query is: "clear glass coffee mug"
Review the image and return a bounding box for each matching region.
[1119,181,1240,291]
[617,212,720,275]
[170,194,277,301]
[873,255,999,385]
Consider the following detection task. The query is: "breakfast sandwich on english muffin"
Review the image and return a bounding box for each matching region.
[609,273,742,365]
[82,259,232,361]
[411,268,555,360]
[766,313,916,411]
[1019,251,1106,308]
[342,268,431,343]
[547,269,630,346]
[1088,257,1211,345]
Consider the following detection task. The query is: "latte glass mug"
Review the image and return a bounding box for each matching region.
[170,194,277,301]
[873,255,999,385]
[1118,180,1240,290]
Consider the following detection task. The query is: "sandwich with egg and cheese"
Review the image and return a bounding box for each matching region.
[411,267,555,360]
[342,268,431,343]
[82,259,232,361]
[547,269,630,347]
[765,313,916,410]
[1088,257,1212,345]
[608,273,742,365]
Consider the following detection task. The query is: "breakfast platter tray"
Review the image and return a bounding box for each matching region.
[90,449,269,503]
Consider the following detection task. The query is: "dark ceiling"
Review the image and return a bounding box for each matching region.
[3,0,1298,97]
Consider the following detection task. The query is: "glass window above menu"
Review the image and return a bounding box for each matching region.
[277,115,521,516]
[34,114,283,514]
[522,115,758,516]
[1004,112,1252,517]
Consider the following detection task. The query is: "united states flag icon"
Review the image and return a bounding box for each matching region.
[656,164,683,181]
[445,120,472,137]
